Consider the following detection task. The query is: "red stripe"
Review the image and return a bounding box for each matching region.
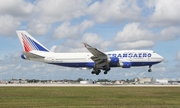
[22,36,29,52]
[25,35,34,50]
[22,36,30,52]
[21,33,32,52]
[23,35,32,51]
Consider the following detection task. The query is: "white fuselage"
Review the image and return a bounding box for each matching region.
[17,30,164,74]
[26,50,163,68]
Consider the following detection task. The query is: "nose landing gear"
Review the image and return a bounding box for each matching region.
[148,65,152,72]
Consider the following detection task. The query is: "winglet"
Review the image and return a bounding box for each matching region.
[83,43,93,48]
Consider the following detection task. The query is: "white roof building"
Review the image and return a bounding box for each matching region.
[156,78,169,84]
[80,80,93,84]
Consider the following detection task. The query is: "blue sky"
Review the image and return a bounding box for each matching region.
[0,0,180,80]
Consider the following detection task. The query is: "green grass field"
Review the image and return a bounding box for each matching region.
[0,87,180,108]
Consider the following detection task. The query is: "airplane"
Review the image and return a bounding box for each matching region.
[16,30,164,75]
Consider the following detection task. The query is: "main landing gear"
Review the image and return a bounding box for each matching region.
[103,68,110,75]
[91,68,111,75]
[91,70,101,75]
[148,65,152,72]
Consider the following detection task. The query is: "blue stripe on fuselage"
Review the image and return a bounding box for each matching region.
[49,61,161,68]
[49,62,95,68]
[130,62,160,66]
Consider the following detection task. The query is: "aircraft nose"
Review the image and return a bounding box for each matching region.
[158,55,164,62]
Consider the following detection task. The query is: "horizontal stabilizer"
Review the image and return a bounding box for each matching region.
[23,52,45,60]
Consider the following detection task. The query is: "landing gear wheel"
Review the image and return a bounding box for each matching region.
[104,71,108,74]
[91,71,95,74]
[91,68,102,75]
[148,69,152,72]
[148,65,152,72]
[96,73,99,75]
[103,67,110,75]
[94,70,101,75]
[98,70,101,73]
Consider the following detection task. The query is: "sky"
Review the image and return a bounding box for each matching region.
[0,0,180,80]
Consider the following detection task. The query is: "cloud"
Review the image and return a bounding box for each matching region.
[81,33,112,51]
[0,52,81,80]
[53,20,94,39]
[52,32,111,52]
[176,50,180,61]
[0,0,35,36]
[159,26,180,41]
[0,15,20,36]
[50,45,57,52]
[53,22,79,39]
[27,20,51,36]
[117,40,155,50]
[0,0,35,18]
[124,72,136,77]
[36,0,90,23]
[114,23,180,49]
[82,33,103,45]
[114,23,153,42]
[114,22,155,49]
[146,0,180,27]
[87,0,141,23]
[152,61,167,72]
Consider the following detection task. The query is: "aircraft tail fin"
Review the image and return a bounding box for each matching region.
[16,31,49,52]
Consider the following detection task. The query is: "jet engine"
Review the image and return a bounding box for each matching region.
[108,57,131,68]
[21,54,26,59]
[121,62,131,68]
[109,57,119,65]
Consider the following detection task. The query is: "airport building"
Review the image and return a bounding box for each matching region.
[156,78,180,84]
[156,78,168,84]
[80,80,93,84]
[0,79,27,84]
[168,79,180,84]
[135,77,153,84]
[114,80,125,84]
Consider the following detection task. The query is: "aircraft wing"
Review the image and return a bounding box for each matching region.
[83,43,106,57]
[83,43,109,69]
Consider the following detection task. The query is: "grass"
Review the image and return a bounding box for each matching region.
[0,87,180,108]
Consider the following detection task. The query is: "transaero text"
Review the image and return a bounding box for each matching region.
[108,53,152,58]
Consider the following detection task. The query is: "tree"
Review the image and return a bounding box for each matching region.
[76,78,83,82]
[126,79,129,83]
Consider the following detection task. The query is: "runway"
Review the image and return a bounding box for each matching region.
[1,83,180,87]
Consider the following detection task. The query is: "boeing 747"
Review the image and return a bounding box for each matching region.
[16,31,164,75]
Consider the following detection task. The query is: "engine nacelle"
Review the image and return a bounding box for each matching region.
[21,54,26,59]
[107,57,131,68]
[109,57,119,65]
[121,62,131,68]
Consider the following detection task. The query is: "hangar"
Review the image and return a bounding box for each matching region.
[135,77,153,84]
